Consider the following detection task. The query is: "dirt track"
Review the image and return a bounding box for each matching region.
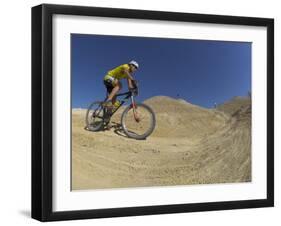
[72,96,251,190]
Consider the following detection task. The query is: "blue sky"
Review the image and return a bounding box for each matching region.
[71,34,251,108]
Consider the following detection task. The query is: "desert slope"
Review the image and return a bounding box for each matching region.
[72,96,251,190]
[217,96,251,115]
[144,96,229,139]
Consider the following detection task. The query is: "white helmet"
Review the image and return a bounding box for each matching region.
[129,60,139,69]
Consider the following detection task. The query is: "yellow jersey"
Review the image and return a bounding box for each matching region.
[104,64,130,81]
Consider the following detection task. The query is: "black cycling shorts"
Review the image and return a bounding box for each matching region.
[103,79,114,94]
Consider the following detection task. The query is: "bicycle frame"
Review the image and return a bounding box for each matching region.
[103,79,139,119]
[107,90,136,117]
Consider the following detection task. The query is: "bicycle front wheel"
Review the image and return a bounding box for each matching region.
[121,103,156,140]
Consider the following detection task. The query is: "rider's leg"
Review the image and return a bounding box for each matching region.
[112,96,117,106]
[107,80,122,104]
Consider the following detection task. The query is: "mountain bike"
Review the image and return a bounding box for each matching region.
[85,81,156,140]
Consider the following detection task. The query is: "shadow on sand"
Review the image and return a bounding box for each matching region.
[84,121,145,140]
[84,121,127,138]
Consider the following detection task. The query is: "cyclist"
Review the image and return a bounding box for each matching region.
[103,60,139,108]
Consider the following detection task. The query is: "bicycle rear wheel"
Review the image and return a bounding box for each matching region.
[121,103,156,140]
[85,101,107,131]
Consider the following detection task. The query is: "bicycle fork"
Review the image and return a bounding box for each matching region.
[130,96,140,122]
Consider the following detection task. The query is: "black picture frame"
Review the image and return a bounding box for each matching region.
[31,3,274,222]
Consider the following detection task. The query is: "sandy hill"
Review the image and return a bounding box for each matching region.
[217,96,251,116]
[144,96,229,139]
[71,95,251,190]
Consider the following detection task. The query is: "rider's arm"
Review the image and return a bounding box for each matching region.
[123,67,135,89]
[123,68,134,81]
[127,77,134,89]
